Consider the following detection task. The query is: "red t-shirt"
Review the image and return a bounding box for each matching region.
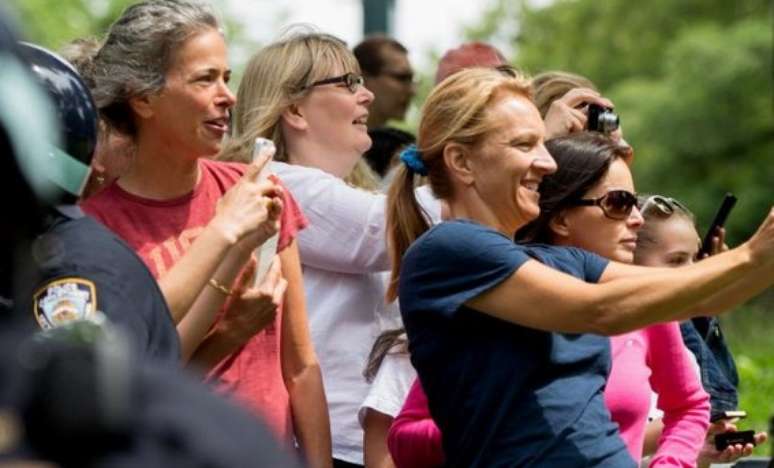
[82,158,308,443]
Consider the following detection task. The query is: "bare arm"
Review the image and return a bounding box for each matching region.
[176,245,251,361]
[467,244,763,336]
[363,409,397,468]
[279,241,332,468]
[159,154,281,323]
[187,257,285,371]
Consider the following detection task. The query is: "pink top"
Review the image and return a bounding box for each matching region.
[388,322,709,467]
[606,323,710,466]
[387,379,444,468]
[82,159,308,444]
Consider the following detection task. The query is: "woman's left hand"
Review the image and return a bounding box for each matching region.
[697,422,767,467]
[698,227,730,260]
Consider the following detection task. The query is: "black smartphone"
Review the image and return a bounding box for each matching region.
[710,410,748,423]
[698,193,737,258]
[714,429,756,451]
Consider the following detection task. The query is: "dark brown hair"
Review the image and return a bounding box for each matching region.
[515,132,629,244]
[363,328,408,382]
[353,34,408,76]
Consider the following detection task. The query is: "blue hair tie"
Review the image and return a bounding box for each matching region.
[399,145,428,176]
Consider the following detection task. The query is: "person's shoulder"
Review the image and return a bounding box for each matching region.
[200,158,247,185]
[51,214,154,279]
[270,161,334,190]
[411,219,513,251]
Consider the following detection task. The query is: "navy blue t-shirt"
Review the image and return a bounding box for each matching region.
[24,207,180,363]
[399,220,635,467]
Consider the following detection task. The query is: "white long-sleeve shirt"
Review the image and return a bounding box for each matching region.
[272,161,440,464]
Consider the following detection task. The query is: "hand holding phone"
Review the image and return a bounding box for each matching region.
[714,430,756,451]
[710,410,747,423]
[698,193,737,258]
[251,138,280,286]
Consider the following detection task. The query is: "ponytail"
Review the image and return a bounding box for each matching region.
[386,164,432,302]
[363,328,408,382]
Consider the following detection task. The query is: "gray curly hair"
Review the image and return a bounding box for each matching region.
[92,0,220,136]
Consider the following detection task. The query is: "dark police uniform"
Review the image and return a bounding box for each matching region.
[26,205,180,363]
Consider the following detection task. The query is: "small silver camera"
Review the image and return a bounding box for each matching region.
[587,103,620,135]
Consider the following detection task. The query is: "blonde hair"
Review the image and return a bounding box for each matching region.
[386,67,532,300]
[220,28,361,164]
[531,70,596,118]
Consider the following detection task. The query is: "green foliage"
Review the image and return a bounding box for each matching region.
[7,0,135,48]
[470,0,773,244]
[722,292,774,456]
[469,0,774,455]
[613,19,773,243]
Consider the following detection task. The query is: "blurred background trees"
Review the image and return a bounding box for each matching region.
[473,0,772,245]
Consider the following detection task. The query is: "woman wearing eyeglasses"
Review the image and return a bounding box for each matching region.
[220,29,441,468]
[385,67,774,467]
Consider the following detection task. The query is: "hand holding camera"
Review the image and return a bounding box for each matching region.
[543,87,619,139]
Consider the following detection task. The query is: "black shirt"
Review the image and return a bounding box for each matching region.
[24,206,179,363]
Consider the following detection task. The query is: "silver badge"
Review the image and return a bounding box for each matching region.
[33,277,97,329]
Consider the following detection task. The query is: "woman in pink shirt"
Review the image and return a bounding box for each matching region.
[389,133,710,467]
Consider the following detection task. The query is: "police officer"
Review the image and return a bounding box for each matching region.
[0,15,300,467]
[14,43,179,363]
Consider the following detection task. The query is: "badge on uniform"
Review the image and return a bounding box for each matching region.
[33,277,97,330]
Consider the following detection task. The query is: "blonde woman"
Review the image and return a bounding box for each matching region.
[221,29,440,467]
[384,67,774,466]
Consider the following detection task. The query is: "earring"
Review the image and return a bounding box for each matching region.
[95,175,105,185]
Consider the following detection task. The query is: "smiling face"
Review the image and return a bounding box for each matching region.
[635,216,700,268]
[138,28,235,159]
[294,66,375,177]
[558,158,644,263]
[468,93,557,233]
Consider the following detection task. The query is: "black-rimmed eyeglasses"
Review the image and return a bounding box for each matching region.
[568,189,639,220]
[305,72,365,94]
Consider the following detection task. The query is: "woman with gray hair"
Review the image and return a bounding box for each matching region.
[81,2,331,465]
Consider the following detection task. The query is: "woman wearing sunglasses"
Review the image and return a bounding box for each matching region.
[514,133,710,466]
[385,67,774,467]
[635,195,767,466]
[220,29,441,468]
[388,134,709,467]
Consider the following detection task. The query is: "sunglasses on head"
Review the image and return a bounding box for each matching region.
[638,195,692,218]
[305,72,365,94]
[569,189,639,220]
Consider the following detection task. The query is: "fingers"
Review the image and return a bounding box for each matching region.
[568,108,587,131]
[558,87,614,109]
[268,197,284,221]
[243,152,270,182]
[754,432,768,445]
[708,421,736,435]
[233,256,257,295]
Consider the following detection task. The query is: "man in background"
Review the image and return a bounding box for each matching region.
[354,35,415,129]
